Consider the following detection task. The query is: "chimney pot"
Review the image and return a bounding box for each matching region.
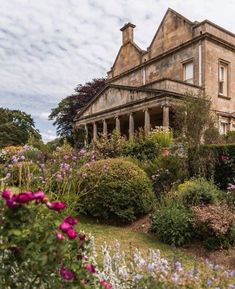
[120,22,136,45]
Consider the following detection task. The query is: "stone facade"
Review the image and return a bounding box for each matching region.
[76,8,235,142]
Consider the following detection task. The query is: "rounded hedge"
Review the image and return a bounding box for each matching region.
[78,158,154,223]
[177,178,222,207]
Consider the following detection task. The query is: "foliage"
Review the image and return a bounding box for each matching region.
[225,130,235,144]
[49,78,105,143]
[192,204,235,250]
[0,107,41,148]
[93,130,127,158]
[204,124,222,145]
[151,203,193,246]
[177,178,222,207]
[96,241,234,289]
[150,127,173,148]
[0,190,106,289]
[79,158,154,223]
[147,155,188,198]
[123,130,159,161]
[174,93,215,147]
[188,144,235,190]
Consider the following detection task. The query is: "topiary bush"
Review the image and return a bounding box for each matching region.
[151,203,193,246]
[177,178,222,207]
[78,158,155,223]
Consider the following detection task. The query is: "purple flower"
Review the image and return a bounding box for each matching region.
[79,233,86,242]
[67,228,77,240]
[59,222,72,233]
[6,198,17,208]
[33,191,45,201]
[15,192,34,204]
[1,190,12,200]
[64,216,78,226]
[84,263,96,274]
[47,201,66,211]
[56,232,65,240]
[59,267,76,280]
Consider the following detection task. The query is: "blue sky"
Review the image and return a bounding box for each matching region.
[1,0,235,142]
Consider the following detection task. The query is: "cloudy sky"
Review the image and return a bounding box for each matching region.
[1,0,235,141]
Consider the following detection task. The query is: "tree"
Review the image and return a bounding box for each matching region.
[0,108,41,148]
[174,93,218,147]
[49,78,106,144]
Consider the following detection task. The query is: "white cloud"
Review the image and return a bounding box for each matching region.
[0,0,235,138]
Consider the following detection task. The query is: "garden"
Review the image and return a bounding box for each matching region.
[0,125,235,289]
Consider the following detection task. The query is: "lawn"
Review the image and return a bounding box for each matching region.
[78,215,199,267]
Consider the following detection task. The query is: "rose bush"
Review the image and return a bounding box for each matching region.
[0,189,111,289]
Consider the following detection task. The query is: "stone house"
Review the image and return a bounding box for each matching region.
[75,8,235,143]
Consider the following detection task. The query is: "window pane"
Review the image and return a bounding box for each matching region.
[184,62,193,83]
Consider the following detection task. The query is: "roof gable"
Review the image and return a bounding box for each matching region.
[149,8,193,58]
[111,41,143,77]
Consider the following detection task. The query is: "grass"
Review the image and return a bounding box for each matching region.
[78,216,199,267]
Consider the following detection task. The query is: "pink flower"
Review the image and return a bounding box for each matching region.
[1,190,12,200]
[59,267,76,280]
[59,222,72,232]
[46,201,66,211]
[100,279,112,289]
[6,198,17,208]
[79,233,86,242]
[64,216,78,226]
[84,263,96,274]
[56,232,65,240]
[33,191,45,201]
[67,228,77,239]
[15,192,34,204]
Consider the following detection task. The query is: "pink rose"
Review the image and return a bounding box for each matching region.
[79,233,86,242]
[67,228,77,240]
[46,201,66,211]
[33,191,45,201]
[100,279,112,289]
[59,267,76,280]
[84,263,96,274]
[59,222,72,232]
[15,192,34,204]
[1,190,12,200]
[56,232,65,240]
[64,216,78,226]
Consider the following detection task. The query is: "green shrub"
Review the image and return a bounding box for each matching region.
[123,137,159,161]
[146,155,188,198]
[225,131,235,144]
[188,144,235,190]
[177,178,222,207]
[79,158,154,223]
[151,203,193,246]
[150,128,173,148]
[192,204,235,250]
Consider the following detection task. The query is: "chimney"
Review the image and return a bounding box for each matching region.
[120,22,136,45]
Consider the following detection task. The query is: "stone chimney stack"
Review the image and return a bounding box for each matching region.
[120,22,136,45]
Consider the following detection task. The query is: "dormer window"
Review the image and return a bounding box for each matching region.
[183,60,193,84]
[219,61,228,96]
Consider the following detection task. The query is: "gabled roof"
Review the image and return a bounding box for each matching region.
[148,8,193,49]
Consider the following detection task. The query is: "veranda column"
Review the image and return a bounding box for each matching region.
[103,119,107,136]
[84,124,88,146]
[93,122,97,141]
[115,116,121,133]
[129,112,134,139]
[144,108,150,135]
[162,105,170,129]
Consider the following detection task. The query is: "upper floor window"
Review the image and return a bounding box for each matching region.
[219,61,228,96]
[183,61,193,84]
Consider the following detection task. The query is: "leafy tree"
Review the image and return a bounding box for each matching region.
[0,108,41,148]
[174,93,218,147]
[49,78,106,144]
